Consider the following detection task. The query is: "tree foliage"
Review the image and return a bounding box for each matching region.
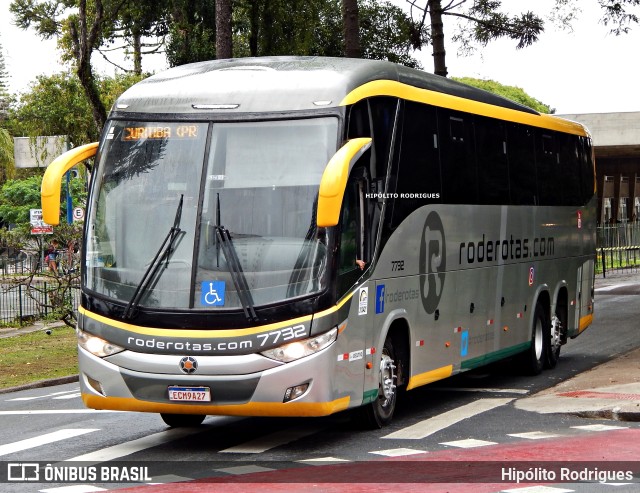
[453,77,554,114]
[4,71,145,145]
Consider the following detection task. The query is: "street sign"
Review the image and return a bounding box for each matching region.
[72,207,85,221]
[30,209,53,235]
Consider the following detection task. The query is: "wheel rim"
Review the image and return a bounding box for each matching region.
[378,349,397,409]
[550,314,562,353]
[534,317,544,360]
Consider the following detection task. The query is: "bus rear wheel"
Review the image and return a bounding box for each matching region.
[360,336,398,429]
[160,413,206,427]
[546,311,563,369]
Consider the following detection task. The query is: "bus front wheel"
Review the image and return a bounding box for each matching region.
[360,336,398,428]
[160,413,206,427]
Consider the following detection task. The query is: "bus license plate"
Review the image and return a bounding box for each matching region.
[168,386,211,402]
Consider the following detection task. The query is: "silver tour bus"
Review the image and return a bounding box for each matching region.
[42,57,596,428]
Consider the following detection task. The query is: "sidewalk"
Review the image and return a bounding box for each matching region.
[514,269,640,421]
[1,272,639,421]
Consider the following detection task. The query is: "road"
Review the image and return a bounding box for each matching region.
[1,280,639,492]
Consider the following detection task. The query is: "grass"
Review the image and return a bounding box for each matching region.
[0,326,78,390]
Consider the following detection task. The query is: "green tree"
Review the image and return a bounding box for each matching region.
[406,0,545,76]
[5,71,145,145]
[0,128,16,184]
[599,0,640,34]
[453,77,554,114]
[0,35,9,121]
[166,0,217,66]
[10,0,141,133]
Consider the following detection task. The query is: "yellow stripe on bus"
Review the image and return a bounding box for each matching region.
[340,80,588,136]
[578,314,594,334]
[79,288,356,339]
[82,394,350,417]
[406,365,453,391]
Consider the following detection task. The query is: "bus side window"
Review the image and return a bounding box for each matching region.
[475,116,510,205]
[507,124,537,205]
[388,101,441,229]
[536,131,563,205]
[337,167,370,296]
[439,109,478,204]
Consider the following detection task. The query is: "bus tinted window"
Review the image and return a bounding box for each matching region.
[439,109,478,204]
[475,116,510,205]
[507,124,537,205]
[388,101,441,228]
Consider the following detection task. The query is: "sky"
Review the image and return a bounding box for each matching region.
[1,0,639,114]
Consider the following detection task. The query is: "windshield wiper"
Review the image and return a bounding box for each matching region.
[123,194,184,320]
[215,194,258,322]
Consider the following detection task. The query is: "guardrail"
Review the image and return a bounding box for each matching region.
[597,223,640,277]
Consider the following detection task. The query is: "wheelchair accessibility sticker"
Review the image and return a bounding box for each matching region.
[201,281,226,306]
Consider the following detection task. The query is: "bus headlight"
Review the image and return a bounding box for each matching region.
[77,329,124,357]
[260,328,338,363]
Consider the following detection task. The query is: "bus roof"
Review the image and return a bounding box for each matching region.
[112,57,587,136]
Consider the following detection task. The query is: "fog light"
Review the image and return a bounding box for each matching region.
[283,383,309,402]
[86,375,106,396]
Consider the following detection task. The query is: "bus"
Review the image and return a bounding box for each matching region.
[42,57,596,428]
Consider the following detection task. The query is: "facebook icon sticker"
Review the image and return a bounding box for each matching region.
[201,281,226,306]
[376,284,385,314]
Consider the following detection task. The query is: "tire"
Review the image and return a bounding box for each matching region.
[160,413,206,427]
[524,303,548,375]
[359,336,398,429]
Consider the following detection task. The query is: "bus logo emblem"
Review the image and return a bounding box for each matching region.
[179,356,198,374]
[419,211,446,314]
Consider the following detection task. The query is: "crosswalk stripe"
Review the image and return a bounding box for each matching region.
[220,426,324,454]
[507,431,561,440]
[0,429,99,457]
[382,398,514,440]
[64,428,203,464]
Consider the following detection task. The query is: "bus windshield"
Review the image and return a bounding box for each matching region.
[86,117,338,311]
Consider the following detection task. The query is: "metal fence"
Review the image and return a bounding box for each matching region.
[0,281,80,326]
[597,223,640,277]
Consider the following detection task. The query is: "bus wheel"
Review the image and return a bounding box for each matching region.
[361,336,398,428]
[524,303,548,375]
[546,312,563,369]
[160,413,206,427]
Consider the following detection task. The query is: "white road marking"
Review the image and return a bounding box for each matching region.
[571,424,627,432]
[39,486,107,493]
[0,410,119,415]
[53,393,82,400]
[65,428,203,464]
[369,448,427,457]
[439,438,497,448]
[594,284,625,292]
[6,389,80,402]
[507,431,561,440]
[0,429,99,457]
[433,387,529,395]
[219,426,323,454]
[383,398,514,440]
[298,457,351,465]
[215,465,275,475]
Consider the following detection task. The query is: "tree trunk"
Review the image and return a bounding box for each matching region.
[75,0,107,133]
[428,0,447,77]
[249,0,260,56]
[342,0,361,58]
[216,0,233,59]
[133,31,142,76]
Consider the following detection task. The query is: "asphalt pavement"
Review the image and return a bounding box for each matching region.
[1,271,639,420]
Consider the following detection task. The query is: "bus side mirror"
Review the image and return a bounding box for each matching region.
[317,138,372,228]
[41,142,99,225]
